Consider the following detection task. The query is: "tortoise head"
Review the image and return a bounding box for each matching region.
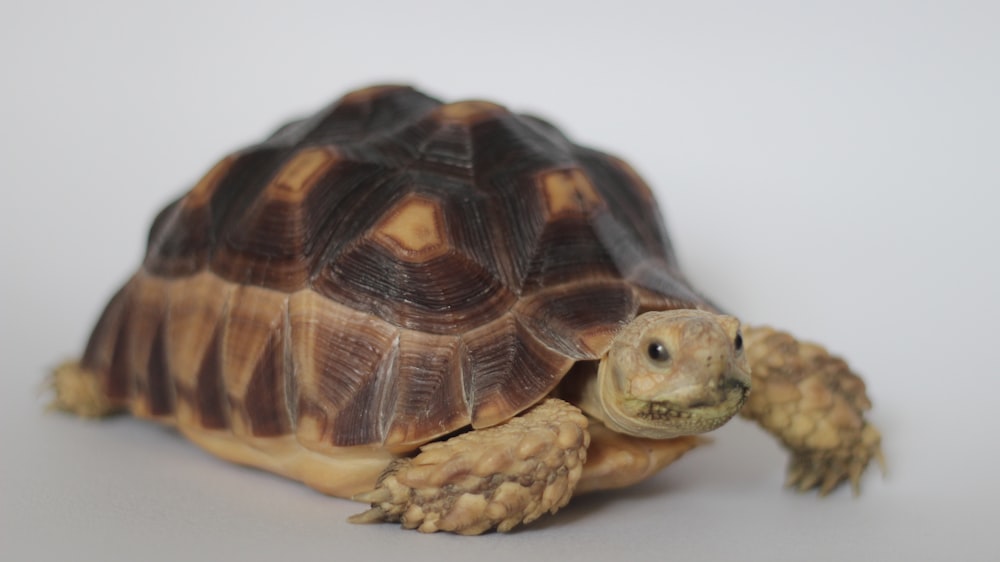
[587,310,751,439]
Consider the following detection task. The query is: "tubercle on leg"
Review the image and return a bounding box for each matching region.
[349,398,589,535]
[740,326,884,494]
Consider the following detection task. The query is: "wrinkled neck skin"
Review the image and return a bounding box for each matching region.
[577,360,679,439]
[576,309,751,440]
[577,360,703,439]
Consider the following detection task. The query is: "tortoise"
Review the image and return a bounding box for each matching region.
[51,85,883,534]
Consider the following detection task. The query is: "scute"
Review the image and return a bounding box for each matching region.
[384,333,469,446]
[221,286,292,438]
[87,85,709,449]
[515,280,639,359]
[289,290,401,448]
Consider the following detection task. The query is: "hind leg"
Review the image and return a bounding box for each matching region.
[49,360,122,418]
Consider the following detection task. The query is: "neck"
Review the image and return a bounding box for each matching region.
[554,361,605,422]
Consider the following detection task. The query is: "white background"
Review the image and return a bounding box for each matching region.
[2,1,998,560]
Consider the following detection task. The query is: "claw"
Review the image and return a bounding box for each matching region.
[797,469,822,492]
[348,506,388,525]
[848,462,864,496]
[785,460,806,488]
[351,488,392,504]
[819,470,842,497]
[874,446,888,476]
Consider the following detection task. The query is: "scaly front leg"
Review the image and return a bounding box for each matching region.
[741,326,884,495]
[350,399,589,534]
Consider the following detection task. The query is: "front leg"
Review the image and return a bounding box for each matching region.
[350,399,589,534]
[741,326,884,495]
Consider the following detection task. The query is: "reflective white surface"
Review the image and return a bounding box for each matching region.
[3,1,998,560]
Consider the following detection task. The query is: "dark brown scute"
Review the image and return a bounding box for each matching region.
[317,237,516,335]
[163,274,232,429]
[282,85,442,149]
[81,279,132,403]
[309,170,520,335]
[407,120,476,179]
[331,86,442,143]
[384,334,468,446]
[463,314,574,429]
[144,319,175,416]
[519,209,623,294]
[144,156,235,277]
[289,291,400,448]
[240,331,290,437]
[123,277,172,418]
[83,275,178,417]
[465,115,601,294]
[106,308,133,402]
[206,148,296,273]
[515,281,639,359]
[145,201,210,277]
[191,326,229,430]
[589,210,704,304]
[220,286,292,437]
[469,113,577,179]
[211,149,342,291]
[574,148,676,265]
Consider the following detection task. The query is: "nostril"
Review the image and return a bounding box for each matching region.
[721,376,750,393]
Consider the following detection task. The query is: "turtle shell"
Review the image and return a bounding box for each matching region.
[79,85,708,451]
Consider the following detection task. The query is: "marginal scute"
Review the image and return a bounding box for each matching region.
[191,325,229,430]
[220,286,291,438]
[125,275,171,418]
[165,272,232,428]
[105,295,135,403]
[80,278,134,403]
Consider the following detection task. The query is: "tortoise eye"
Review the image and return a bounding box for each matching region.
[647,341,670,363]
[734,331,744,352]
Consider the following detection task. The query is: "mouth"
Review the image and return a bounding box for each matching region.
[631,384,749,433]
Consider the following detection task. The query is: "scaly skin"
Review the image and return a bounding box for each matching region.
[350,399,589,534]
[49,361,122,418]
[740,326,884,495]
